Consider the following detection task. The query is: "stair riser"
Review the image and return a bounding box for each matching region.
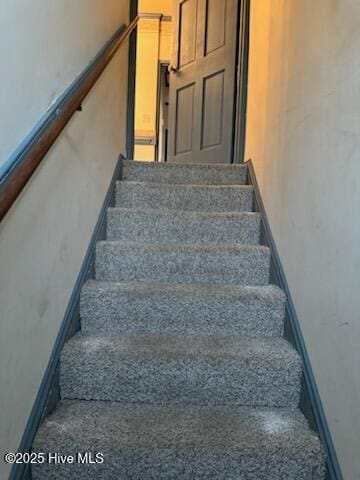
[115,182,254,212]
[122,160,247,185]
[107,209,261,245]
[95,243,270,286]
[61,352,301,408]
[80,286,285,337]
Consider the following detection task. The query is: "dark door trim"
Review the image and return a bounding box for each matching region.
[155,61,170,162]
[126,0,138,159]
[233,0,250,163]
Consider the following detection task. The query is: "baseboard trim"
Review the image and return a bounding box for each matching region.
[9,155,124,480]
[246,159,343,480]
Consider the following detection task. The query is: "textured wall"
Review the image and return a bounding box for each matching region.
[246,1,360,478]
[0,1,129,478]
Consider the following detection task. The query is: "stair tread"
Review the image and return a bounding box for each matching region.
[35,399,320,452]
[107,207,261,245]
[116,181,254,212]
[61,332,301,406]
[63,331,299,361]
[95,240,270,286]
[118,180,253,189]
[83,279,284,299]
[81,280,285,338]
[97,239,269,253]
[122,159,248,186]
[123,159,247,169]
[108,206,260,217]
[33,400,324,479]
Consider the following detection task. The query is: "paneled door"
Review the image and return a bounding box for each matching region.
[168,0,239,164]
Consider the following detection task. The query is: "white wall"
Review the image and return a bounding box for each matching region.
[246,1,360,478]
[0,1,130,478]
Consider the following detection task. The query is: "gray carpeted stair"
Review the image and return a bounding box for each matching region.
[32,159,325,479]
[116,181,254,212]
[95,241,270,285]
[122,159,248,185]
[80,281,286,337]
[107,208,261,244]
[33,401,325,480]
[60,333,301,407]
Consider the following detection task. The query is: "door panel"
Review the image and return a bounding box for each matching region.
[175,83,195,154]
[201,71,224,149]
[168,0,238,164]
[178,0,197,67]
[205,0,227,55]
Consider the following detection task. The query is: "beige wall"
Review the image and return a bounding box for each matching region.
[0,0,129,168]
[139,0,173,16]
[246,1,360,478]
[134,1,173,162]
[0,1,129,478]
[134,16,162,162]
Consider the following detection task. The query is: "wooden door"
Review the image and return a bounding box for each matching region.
[168,0,239,164]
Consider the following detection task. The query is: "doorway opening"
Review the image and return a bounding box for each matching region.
[133,3,173,163]
[131,0,249,164]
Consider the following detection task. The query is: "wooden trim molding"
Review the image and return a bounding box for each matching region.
[0,17,138,223]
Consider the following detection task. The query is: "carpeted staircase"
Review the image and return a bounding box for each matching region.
[33,160,325,479]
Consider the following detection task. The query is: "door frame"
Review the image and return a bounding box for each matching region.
[233,0,250,163]
[126,0,138,160]
[155,61,170,162]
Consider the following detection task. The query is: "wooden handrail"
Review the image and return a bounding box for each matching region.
[0,16,139,222]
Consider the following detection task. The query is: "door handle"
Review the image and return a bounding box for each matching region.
[168,64,178,74]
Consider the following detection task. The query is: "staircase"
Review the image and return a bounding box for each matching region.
[33,160,325,479]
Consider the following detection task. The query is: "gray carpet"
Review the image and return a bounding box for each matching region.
[60,333,302,407]
[80,281,286,337]
[121,159,248,185]
[33,401,325,480]
[116,181,254,212]
[107,207,261,245]
[95,241,271,285]
[32,159,325,479]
